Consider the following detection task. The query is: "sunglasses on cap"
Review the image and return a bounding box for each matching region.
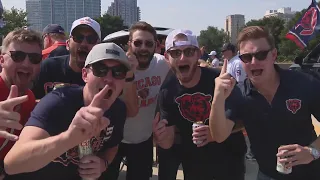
[71,33,98,44]
[167,48,197,59]
[89,61,128,80]
[239,49,272,63]
[6,51,42,64]
[131,39,155,48]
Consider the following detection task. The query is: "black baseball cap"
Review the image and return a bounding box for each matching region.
[221,43,236,53]
[42,24,65,36]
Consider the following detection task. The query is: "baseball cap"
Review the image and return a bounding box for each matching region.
[221,43,236,52]
[85,43,130,70]
[208,50,217,56]
[70,17,101,40]
[165,29,199,51]
[42,24,65,36]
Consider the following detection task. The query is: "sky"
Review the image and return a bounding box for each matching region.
[1,0,311,35]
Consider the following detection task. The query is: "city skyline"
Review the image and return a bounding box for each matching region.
[1,0,309,35]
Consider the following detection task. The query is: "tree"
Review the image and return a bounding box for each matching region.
[0,7,28,37]
[95,13,126,40]
[198,26,229,55]
[244,16,285,50]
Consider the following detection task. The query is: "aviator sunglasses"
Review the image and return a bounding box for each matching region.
[89,61,128,80]
[167,48,197,59]
[131,39,155,48]
[239,49,272,63]
[6,51,42,64]
[72,33,99,44]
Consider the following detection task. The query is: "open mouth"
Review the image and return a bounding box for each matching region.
[17,71,31,82]
[251,69,263,76]
[178,65,190,73]
[99,88,113,100]
[77,50,89,59]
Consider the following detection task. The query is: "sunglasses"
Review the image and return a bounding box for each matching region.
[72,34,98,44]
[131,39,154,48]
[239,49,272,63]
[90,62,128,80]
[6,51,42,64]
[167,48,197,59]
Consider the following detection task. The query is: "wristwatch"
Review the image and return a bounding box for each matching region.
[126,74,135,82]
[308,146,320,160]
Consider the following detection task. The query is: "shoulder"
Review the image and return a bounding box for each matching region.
[153,53,169,67]
[160,72,179,90]
[42,55,69,66]
[108,98,126,118]
[53,85,83,100]
[201,67,220,78]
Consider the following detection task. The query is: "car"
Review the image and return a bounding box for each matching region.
[103,27,174,53]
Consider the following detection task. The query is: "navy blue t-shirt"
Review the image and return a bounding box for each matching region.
[158,67,246,179]
[234,66,320,180]
[6,86,126,180]
[32,55,84,99]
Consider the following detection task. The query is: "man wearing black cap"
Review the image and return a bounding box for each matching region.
[221,43,246,84]
[42,24,68,60]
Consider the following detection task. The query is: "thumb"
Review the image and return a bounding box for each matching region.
[7,85,18,100]
[152,112,160,129]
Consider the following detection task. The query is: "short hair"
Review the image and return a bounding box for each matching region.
[48,33,66,41]
[2,28,43,53]
[237,26,275,50]
[129,21,157,41]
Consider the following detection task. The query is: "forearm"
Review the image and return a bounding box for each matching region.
[4,131,74,174]
[209,95,233,143]
[124,76,139,117]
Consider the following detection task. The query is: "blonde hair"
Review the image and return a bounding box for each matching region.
[237,26,275,50]
[2,28,43,53]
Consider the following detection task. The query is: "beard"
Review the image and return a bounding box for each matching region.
[134,50,155,69]
[71,46,89,69]
[172,62,197,83]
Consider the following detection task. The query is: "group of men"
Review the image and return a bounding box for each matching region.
[0,14,319,180]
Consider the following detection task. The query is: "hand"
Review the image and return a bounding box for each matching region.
[78,155,106,179]
[215,59,236,99]
[68,85,111,142]
[152,112,169,143]
[126,48,138,74]
[0,85,27,141]
[277,144,314,168]
[192,125,214,147]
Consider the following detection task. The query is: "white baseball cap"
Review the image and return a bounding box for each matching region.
[209,51,217,56]
[70,17,101,40]
[165,29,199,51]
[85,43,130,70]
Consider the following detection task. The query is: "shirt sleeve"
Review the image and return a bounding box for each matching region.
[158,89,176,126]
[25,91,65,135]
[234,61,246,83]
[224,85,244,122]
[103,100,127,148]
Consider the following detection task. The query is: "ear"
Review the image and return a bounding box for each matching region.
[164,52,170,63]
[0,55,5,66]
[82,68,89,83]
[66,39,70,51]
[271,48,278,63]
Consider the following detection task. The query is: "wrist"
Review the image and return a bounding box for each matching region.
[308,145,320,160]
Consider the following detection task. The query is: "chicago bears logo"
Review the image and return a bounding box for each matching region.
[138,88,149,99]
[175,93,212,123]
[286,99,302,114]
[295,7,318,36]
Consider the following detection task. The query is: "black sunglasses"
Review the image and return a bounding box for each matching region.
[167,48,197,59]
[7,51,42,64]
[90,62,128,80]
[239,49,272,63]
[72,34,98,44]
[131,39,154,48]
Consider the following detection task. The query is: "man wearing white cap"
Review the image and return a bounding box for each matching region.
[32,17,101,99]
[4,43,130,180]
[209,50,219,67]
[152,29,246,180]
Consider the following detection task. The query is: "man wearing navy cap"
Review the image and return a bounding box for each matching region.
[42,24,68,60]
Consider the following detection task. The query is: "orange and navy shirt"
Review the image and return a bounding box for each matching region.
[42,42,69,60]
[0,76,36,159]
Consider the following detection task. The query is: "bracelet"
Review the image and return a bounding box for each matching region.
[105,159,109,169]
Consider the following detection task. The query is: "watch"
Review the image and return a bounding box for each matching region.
[308,146,320,160]
[126,74,135,82]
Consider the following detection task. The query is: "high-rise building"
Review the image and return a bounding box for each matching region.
[225,14,245,44]
[107,0,141,27]
[264,7,296,25]
[26,0,101,33]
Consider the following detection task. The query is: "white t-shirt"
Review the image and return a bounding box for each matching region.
[211,58,219,67]
[227,55,247,83]
[122,53,170,144]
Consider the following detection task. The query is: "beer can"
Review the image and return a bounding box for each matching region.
[53,83,65,91]
[78,139,95,180]
[276,149,292,174]
[192,121,204,145]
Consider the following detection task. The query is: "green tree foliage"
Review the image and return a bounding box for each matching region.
[198,26,229,54]
[0,7,28,37]
[94,13,125,40]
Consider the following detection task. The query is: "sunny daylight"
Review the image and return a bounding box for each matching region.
[0,0,320,180]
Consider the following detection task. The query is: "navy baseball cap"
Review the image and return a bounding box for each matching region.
[42,24,65,36]
[221,43,236,52]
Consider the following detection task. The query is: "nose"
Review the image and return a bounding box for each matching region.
[102,70,114,83]
[21,55,32,66]
[251,56,259,65]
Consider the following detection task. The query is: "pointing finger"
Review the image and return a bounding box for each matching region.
[2,96,28,111]
[89,85,110,108]
[0,131,19,141]
[7,85,18,100]
[220,59,228,76]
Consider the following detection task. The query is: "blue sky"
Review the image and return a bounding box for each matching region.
[1,0,311,35]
